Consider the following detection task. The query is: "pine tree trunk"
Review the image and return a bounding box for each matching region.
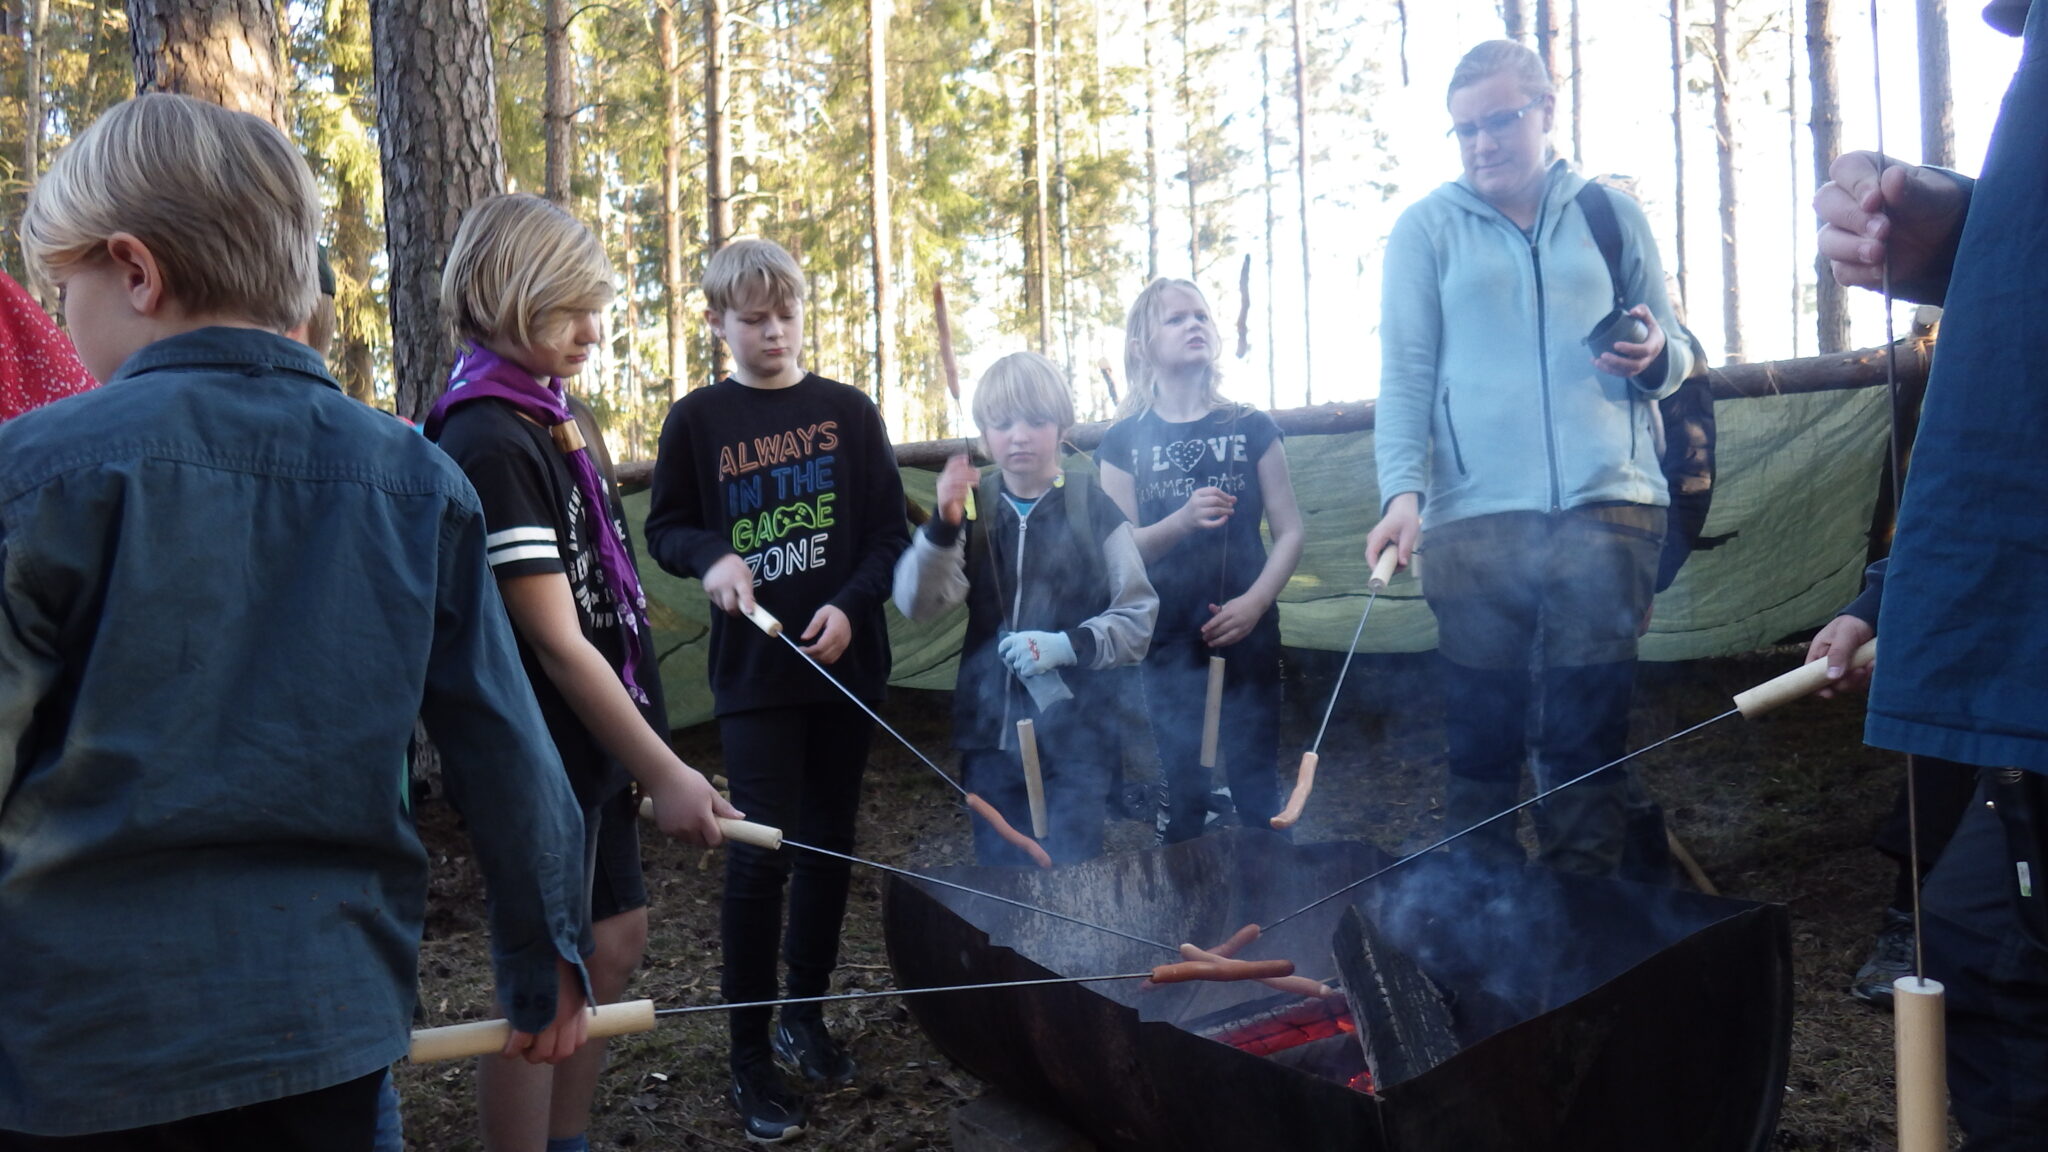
[658,0,686,398]
[371,0,504,421]
[1290,0,1312,400]
[1712,0,1742,362]
[704,0,732,379]
[24,0,47,185]
[127,0,287,128]
[543,0,572,205]
[1501,0,1529,41]
[1917,0,1953,167]
[867,0,895,400]
[1806,0,1848,353]
[1671,0,1688,307]
[1178,0,1196,277]
[705,0,733,250]
[1142,0,1160,281]
[1535,0,1558,79]
[330,0,379,403]
[1787,0,1801,356]
[1568,0,1583,163]
[1031,0,1053,350]
[1260,8,1277,409]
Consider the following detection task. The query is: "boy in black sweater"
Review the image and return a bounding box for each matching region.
[645,238,909,1144]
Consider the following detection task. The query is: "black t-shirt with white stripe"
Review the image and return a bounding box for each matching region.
[436,398,642,807]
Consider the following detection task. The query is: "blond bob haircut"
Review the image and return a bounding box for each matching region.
[972,351,1075,434]
[442,193,614,351]
[1447,39,1556,104]
[21,93,320,333]
[1116,277,1226,419]
[703,238,807,314]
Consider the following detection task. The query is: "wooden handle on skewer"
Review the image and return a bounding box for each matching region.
[1016,719,1049,839]
[1150,957,1297,985]
[1178,941,1336,999]
[1199,656,1226,768]
[742,602,782,637]
[1270,751,1316,831]
[1367,546,1400,592]
[1893,976,1947,1152]
[409,998,658,1063]
[635,801,784,851]
[965,792,1053,868]
[1731,638,1877,717]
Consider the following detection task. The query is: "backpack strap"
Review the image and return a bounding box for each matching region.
[1574,181,1629,312]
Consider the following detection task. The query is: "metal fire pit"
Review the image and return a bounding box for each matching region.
[882,829,1790,1152]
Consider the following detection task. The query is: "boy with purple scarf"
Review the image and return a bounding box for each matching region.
[428,193,737,1152]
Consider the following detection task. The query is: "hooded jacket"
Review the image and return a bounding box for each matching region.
[1375,159,1692,528]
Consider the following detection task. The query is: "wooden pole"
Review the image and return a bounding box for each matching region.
[410,999,657,1063]
[1199,655,1226,769]
[1893,976,1948,1152]
[1016,719,1049,838]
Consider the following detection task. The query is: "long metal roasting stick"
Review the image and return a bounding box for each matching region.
[1261,639,1878,934]
[410,963,1296,1063]
[737,602,1054,868]
[1272,548,1401,830]
[1866,9,1946,1152]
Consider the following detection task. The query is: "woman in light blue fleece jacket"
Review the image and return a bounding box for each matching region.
[1364,40,1692,878]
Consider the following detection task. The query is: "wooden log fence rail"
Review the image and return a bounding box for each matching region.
[613,331,1935,490]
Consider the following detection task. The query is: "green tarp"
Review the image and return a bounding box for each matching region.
[628,386,1889,729]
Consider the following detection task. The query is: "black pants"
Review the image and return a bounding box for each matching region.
[1873,755,1977,910]
[1922,771,2048,1150]
[1424,508,1661,877]
[718,699,873,1064]
[0,1070,383,1151]
[1145,622,1281,844]
[960,747,1108,867]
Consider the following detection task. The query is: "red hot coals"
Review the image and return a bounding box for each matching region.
[1196,994,1375,1095]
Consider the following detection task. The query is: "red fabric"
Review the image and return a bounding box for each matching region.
[0,270,95,424]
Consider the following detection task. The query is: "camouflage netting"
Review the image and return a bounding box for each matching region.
[627,386,1888,729]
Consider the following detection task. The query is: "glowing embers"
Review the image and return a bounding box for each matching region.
[1197,993,1377,1095]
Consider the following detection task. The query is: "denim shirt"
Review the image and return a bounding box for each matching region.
[0,329,588,1135]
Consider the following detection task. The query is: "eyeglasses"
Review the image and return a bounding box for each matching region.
[1448,98,1545,141]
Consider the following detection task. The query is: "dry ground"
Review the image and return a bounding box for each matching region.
[399,648,1927,1150]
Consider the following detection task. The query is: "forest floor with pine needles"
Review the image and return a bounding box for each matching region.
[400,647,1927,1151]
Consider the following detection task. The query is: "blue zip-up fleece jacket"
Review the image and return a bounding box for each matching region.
[1375,160,1692,527]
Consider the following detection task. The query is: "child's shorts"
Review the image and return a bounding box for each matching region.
[585,787,649,923]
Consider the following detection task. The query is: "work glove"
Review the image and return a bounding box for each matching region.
[998,630,1076,678]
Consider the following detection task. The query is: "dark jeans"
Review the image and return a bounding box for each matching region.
[1922,771,2048,1150]
[1144,621,1281,844]
[960,747,1108,867]
[1424,508,1661,877]
[718,699,873,1063]
[0,1071,383,1151]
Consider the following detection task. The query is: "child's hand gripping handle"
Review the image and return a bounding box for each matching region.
[409,999,657,1063]
[634,799,785,851]
[1732,639,1878,718]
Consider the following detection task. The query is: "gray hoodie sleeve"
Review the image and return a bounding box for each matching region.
[1375,208,1442,511]
[1069,521,1157,670]
[1614,191,1692,399]
[892,519,969,622]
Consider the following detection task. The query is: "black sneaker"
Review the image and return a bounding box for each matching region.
[773,1011,856,1087]
[1850,907,1916,1008]
[730,1058,806,1143]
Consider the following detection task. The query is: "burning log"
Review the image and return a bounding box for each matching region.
[1333,905,1459,1089]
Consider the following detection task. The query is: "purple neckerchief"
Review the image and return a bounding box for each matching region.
[426,345,651,705]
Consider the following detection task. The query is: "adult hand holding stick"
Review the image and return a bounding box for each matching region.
[1273,547,1401,830]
